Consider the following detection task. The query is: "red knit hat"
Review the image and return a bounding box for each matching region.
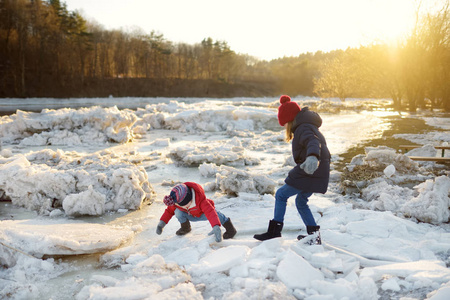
[277,95,301,126]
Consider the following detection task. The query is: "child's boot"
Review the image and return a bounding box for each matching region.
[176,220,191,235]
[297,225,321,245]
[222,218,237,239]
[253,220,283,241]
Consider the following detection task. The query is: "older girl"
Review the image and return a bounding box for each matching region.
[254,95,330,244]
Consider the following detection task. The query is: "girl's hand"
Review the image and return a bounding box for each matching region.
[300,156,319,174]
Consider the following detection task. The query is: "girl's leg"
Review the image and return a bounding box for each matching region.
[273,184,303,223]
[254,184,298,241]
[295,191,316,226]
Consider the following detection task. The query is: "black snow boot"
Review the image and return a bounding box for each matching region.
[297,225,321,245]
[176,220,191,236]
[222,218,237,239]
[253,220,283,241]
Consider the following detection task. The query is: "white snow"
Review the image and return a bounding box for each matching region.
[0,97,449,300]
[383,164,396,178]
[0,219,134,260]
[0,149,154,216]
[277,250,325,289]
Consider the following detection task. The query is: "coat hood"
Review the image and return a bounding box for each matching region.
[292,107,322,131]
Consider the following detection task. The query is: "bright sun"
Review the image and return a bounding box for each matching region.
[273,0,419,58]
[362,0,417,44]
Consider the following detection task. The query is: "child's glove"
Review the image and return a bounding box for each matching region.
[208,225,223,242]
[156,220,166,235]
[300,156,319,174]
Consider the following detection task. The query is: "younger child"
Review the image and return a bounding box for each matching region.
[156,182,237,242]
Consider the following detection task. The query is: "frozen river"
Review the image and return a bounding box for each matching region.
[1,97,449,300]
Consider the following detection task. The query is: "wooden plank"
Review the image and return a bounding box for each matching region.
[399,145,449,157]
[399,145,450,150]
[408,156,450,162]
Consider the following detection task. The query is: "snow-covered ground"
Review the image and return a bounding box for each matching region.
[0,97,449,300]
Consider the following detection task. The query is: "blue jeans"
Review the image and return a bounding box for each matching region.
[174,208,229,225]
[273,184,316,226]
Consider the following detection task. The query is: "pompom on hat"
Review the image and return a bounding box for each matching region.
[277,95,301,126]
[163,184,192,206]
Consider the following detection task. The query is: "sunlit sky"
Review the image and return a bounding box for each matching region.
[64,0,438,61]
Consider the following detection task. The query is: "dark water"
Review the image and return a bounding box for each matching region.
[0,97,182,116]
[0,96,276,116]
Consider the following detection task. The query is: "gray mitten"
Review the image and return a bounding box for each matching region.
[156,220,166,235]
[300,156,319,174]
[208,225,223,242]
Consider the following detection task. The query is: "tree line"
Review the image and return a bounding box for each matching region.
[313,1,450,112]
[1,0,449,111]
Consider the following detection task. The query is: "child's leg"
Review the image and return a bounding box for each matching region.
[173,209,193,235]
[218,211,237,239]
[174,208,207,223]
[274,184,302,223]
[174,208,190,223]
[294,191,315,226]
[215,211,229,225]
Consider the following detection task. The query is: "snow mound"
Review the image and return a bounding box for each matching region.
[138,100,279,133]
[0,149,155,216]
[344,147,419,179]
[402,176,450,224]
[78,254,202,300]
[0,219,135,262]
[0,106,137,146]
[167,139,260,167]
[199,163,276,196]
[361,175,450,224]
[342,147,420,194]
[362,181,414,212]
[342,146,450,224]
[364,147,418,173]
[405,144,438,157]
[277,250,324,289]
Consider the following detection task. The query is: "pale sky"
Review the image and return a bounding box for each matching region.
[63,0,433,61]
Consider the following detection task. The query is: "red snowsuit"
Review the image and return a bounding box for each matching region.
[159,182,221,228]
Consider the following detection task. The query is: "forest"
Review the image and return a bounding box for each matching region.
[1,0,449,111]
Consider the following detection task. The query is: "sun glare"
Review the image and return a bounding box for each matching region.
[262,0,419,59]
[363,0,417,44]
[64,0,422,60]
[334,0,418,49]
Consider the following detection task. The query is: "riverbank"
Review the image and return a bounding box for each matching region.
[335,113,450,170]
[1,78,279,99]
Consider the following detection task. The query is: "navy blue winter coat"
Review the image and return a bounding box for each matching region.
[284,107,331,194]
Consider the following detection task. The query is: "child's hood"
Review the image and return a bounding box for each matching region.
[292,107,322,130]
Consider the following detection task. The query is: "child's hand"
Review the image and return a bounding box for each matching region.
[156,220,166,235]
[208,225,223,242]
[300,156,319,174]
